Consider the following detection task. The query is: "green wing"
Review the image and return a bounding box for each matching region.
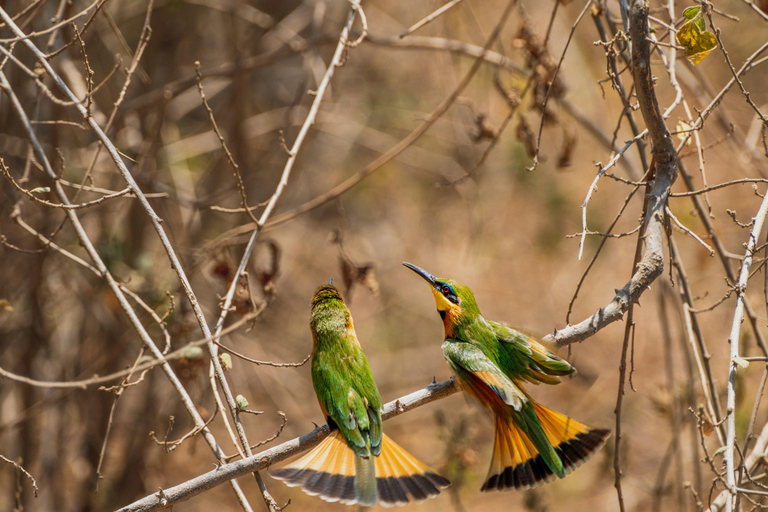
[443,340,527,410]
[312,347,383,457]
[490,321,574,385]
[443,338,568,478]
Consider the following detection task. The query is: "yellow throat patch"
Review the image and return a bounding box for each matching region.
[430,287,461,336]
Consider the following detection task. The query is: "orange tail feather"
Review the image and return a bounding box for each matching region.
[374,433,450,506]
[482,401,610,491]
[271,430,360,505]
[271,431,450,506]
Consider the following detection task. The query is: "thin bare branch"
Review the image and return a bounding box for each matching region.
[399,0,464,39]
[116,378,459,512]
[0,455,38,497]
[545,0,679,347]
[724,187,768,511]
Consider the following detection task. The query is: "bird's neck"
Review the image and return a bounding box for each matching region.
[311,308,360,352]
[445,313,490,342]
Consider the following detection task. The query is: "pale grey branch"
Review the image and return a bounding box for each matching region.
[543,0,678,348]
[115,378,459,512]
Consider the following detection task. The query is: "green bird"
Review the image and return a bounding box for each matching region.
[403,263,610,491]
[272,283,450,506]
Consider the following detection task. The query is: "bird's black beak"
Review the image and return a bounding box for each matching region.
[403,262,439,290]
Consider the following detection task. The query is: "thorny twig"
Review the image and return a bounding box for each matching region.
[201,0,520,254]
[527,0,592,172]
[195,61,261,226]
[0,455,38,497]
[546,0,679,347]
[0,66,254,509]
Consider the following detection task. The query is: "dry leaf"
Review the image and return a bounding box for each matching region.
[676,120,693,146]
[675,9,717,65]
[516,117,537,158]
[471,114,496,142]
[219,353,233,371]
[733,355,750,369]
[557,125,577,168]
[330,229,379,302]
[253,239,281,303]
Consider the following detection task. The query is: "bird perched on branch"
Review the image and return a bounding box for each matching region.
[272,282,450,506]
[403,263,609,491]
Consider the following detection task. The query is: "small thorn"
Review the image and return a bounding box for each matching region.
[329,276,334,286]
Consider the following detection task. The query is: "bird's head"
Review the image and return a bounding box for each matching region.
[311,281,344,309]
[403,262,479,337]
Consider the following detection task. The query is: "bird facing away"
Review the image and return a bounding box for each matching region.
[271,284,450,506]
[403,263,610,491]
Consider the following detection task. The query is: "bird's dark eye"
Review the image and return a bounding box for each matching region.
[442,285,451,295]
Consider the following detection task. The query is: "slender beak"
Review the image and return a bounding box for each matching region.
[402,262,439,290]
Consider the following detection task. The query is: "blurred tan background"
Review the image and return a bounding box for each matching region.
[1,0,767,510]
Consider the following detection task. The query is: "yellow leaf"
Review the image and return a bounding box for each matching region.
[219,352,233,371]
[675,20,717,65]
[733,355,750,369]
[676,120,693,146]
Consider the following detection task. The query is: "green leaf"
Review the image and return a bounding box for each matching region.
[694,17,706,32]
[29,187,50,194]
[683,6,700,19]
[181,346,203,359]
[236,395,249,411]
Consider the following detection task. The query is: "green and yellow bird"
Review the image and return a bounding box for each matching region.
[272,283,450,506]
[403,263,610,491]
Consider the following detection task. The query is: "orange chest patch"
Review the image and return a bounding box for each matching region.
[442,308,460,338]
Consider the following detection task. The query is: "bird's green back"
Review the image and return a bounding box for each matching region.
[309,285,383,458]
[438,279,574,384]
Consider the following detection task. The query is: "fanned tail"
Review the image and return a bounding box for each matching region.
[482,400,610,492]
[271,430,368,505]
[374,433,450,507]
[271,431,450,507]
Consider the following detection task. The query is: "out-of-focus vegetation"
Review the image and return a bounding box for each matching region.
[1,0,767,511]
